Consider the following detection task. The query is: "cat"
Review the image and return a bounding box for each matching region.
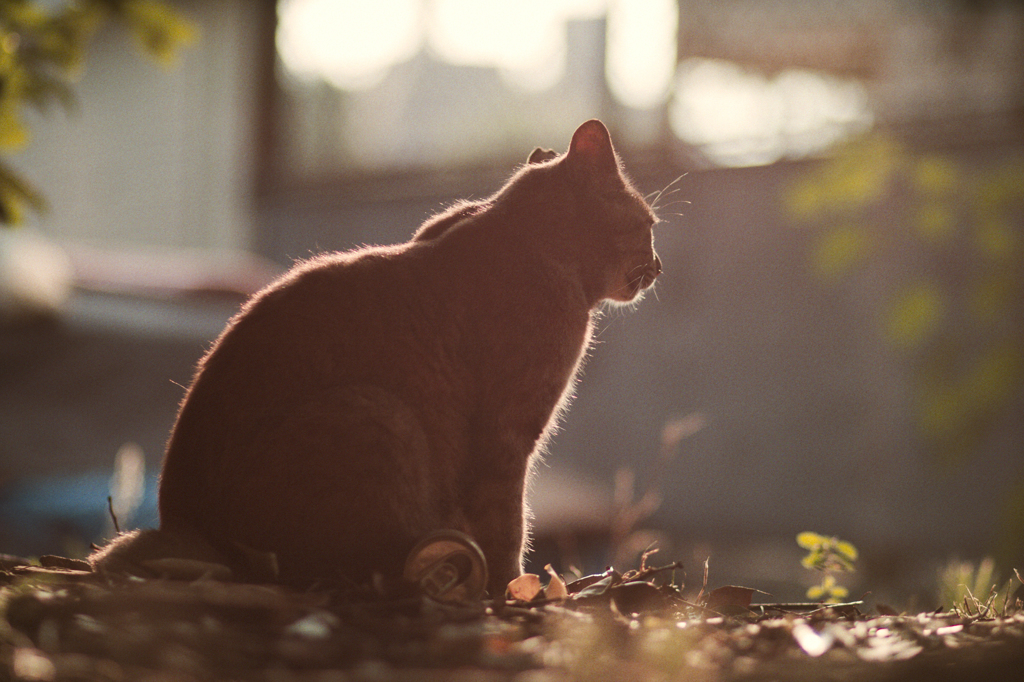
[90,120,661,597]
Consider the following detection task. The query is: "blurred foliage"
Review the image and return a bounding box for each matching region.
[797,532,858,603]
[786,133,1024,566]
[997,478,1024,571]
[0,0,195,224]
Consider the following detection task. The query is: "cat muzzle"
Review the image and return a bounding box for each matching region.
[639,254,662,290]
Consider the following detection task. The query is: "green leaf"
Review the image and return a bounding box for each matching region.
[886,282,944,348]
[914,202,957,242]
[801,554,822,570]
[120,0,198,66]
[0,159,47,224]
[0,111,29,149]
[23,73,79,113]
[913,155,958,195]
[834,540,858,562]
[796,532,826,550]
[813,224,873,279]
[974,217,1018,261]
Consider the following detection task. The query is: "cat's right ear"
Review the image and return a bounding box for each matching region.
[567,119,619,176]
[528,147,559,165]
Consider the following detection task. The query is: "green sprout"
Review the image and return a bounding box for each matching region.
[797,532,858,603]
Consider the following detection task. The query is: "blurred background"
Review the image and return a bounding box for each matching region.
[1,0,1022,606]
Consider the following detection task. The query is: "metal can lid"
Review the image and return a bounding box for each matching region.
[403,530,488,602]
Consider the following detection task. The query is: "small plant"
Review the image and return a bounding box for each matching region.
[797,532,858,603]
[937,557,1023,617]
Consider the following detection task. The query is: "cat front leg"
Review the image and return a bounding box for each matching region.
[460,465,530,598]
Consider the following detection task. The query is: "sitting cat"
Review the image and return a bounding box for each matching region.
[91,120,662,597]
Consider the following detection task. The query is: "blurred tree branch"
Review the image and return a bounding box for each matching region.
[0,0,195,224]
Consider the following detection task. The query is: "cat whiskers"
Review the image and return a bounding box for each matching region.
[655,201,690,220]
[646,174,690,217]
[618,262,656,299]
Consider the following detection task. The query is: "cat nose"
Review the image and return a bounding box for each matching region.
[653,254,662,275]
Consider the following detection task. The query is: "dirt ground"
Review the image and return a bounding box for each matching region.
[2,557,1022,681]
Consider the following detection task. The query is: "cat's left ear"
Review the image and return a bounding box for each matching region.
[567,119,618,176]
[528,147,559,165]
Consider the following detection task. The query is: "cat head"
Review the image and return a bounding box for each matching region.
[420,121,661,306]
[558,120,662,306]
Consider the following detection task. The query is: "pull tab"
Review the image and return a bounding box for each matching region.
[403,530,488,602]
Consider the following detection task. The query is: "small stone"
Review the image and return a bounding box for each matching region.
[284,611,339,640]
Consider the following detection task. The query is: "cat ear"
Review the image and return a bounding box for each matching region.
[567,119,618,175]
[528,147,559,165]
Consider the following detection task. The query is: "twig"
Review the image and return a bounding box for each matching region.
[696,557,710,604]
[107,496,121,534]
[628,560,685,584]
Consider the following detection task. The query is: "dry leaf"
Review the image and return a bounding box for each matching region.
[506,573,542,601]
[571,573,618,600]
[704,585,755,611]
[610,581,671,615]
[544,565,568,600]
[566,572,609,595]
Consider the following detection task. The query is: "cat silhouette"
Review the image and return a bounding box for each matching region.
[91,120,662,597]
